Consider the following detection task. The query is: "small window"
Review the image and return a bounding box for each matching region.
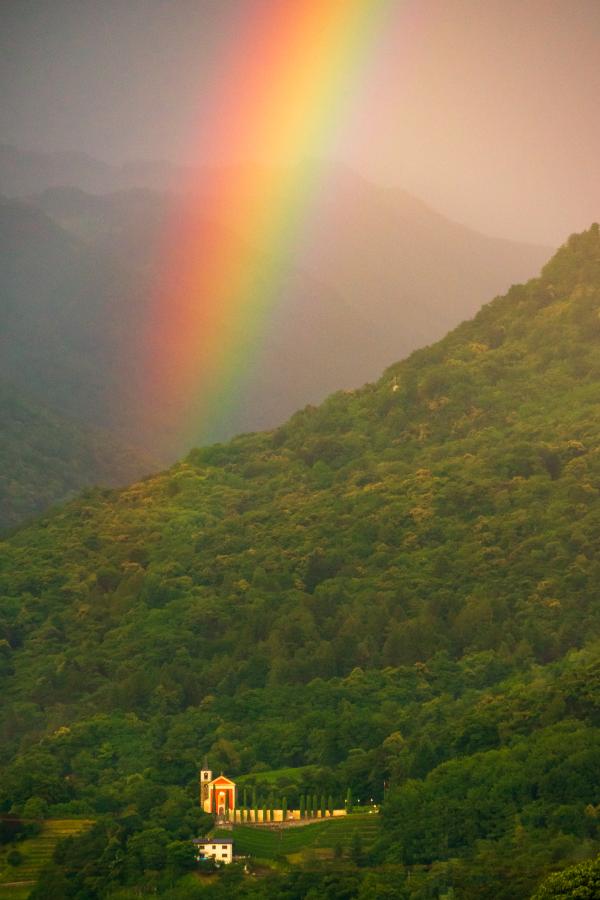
[212,845,216,849]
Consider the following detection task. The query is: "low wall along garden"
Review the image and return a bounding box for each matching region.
[232,808,347,825]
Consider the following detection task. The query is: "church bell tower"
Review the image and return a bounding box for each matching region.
[200,757,212,806]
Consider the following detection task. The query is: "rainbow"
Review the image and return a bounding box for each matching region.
[146,0,399,448]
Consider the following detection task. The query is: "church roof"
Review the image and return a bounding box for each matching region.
[212,775,235,786]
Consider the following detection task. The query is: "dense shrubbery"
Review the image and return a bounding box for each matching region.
[2,227,600,896]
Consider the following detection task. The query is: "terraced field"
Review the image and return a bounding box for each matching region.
[0,819,94,897]
[214,812,380,860]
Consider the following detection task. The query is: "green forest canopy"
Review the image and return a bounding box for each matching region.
[2,226,600,897]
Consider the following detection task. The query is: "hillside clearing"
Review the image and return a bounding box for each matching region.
[0,819,94,895]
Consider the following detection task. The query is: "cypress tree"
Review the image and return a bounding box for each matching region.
[282,796,288,821]
[268,792,274,822]
[312,794,318,818]
[320,794,326,818]
[300,794,305,819]
[345,787,353,813]
[328,794,334,817]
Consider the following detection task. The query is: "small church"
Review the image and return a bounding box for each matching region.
[198,759,347,825]
[200,760,236,817]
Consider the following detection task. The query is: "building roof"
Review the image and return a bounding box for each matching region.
[193,838,233,845]
[211,775,235,786]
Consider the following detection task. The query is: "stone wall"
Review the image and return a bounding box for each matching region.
[232,808,347,824]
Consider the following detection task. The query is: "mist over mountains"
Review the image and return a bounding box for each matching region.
[0,143,185,197]
[1,146,550,470]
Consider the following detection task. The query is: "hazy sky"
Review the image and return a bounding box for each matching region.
[1,0,600,244]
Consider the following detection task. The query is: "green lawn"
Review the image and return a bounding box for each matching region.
[213,812,380,860]
[235,765,317,786]
[0,819,94,895]
[0,888,31,900]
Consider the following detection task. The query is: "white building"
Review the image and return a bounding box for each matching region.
[193,837,233,865]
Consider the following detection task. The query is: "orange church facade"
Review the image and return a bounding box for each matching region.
[200,763,236,816]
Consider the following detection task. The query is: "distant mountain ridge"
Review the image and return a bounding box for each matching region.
[0,143,181,196]
[0,154,550,459]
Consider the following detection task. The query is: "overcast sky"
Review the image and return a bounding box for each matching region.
[1,0,599,244]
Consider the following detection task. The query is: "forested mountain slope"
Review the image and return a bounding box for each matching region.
[0,383,156,531]
[2,227,600,897]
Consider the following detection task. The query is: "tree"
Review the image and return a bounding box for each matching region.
[531,855,600,898]
[165,840,196,875]
[127,826,168,871]
[346,787,353,813]
[320,794,326,818]
[328,794,334,817]
[28,864,70,899]
[300,795,306,819]
[22,797,48,819]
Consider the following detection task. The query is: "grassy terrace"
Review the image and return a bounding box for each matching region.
[234,765,318,786]
[213,812,380,860]
[0,819,94,897]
